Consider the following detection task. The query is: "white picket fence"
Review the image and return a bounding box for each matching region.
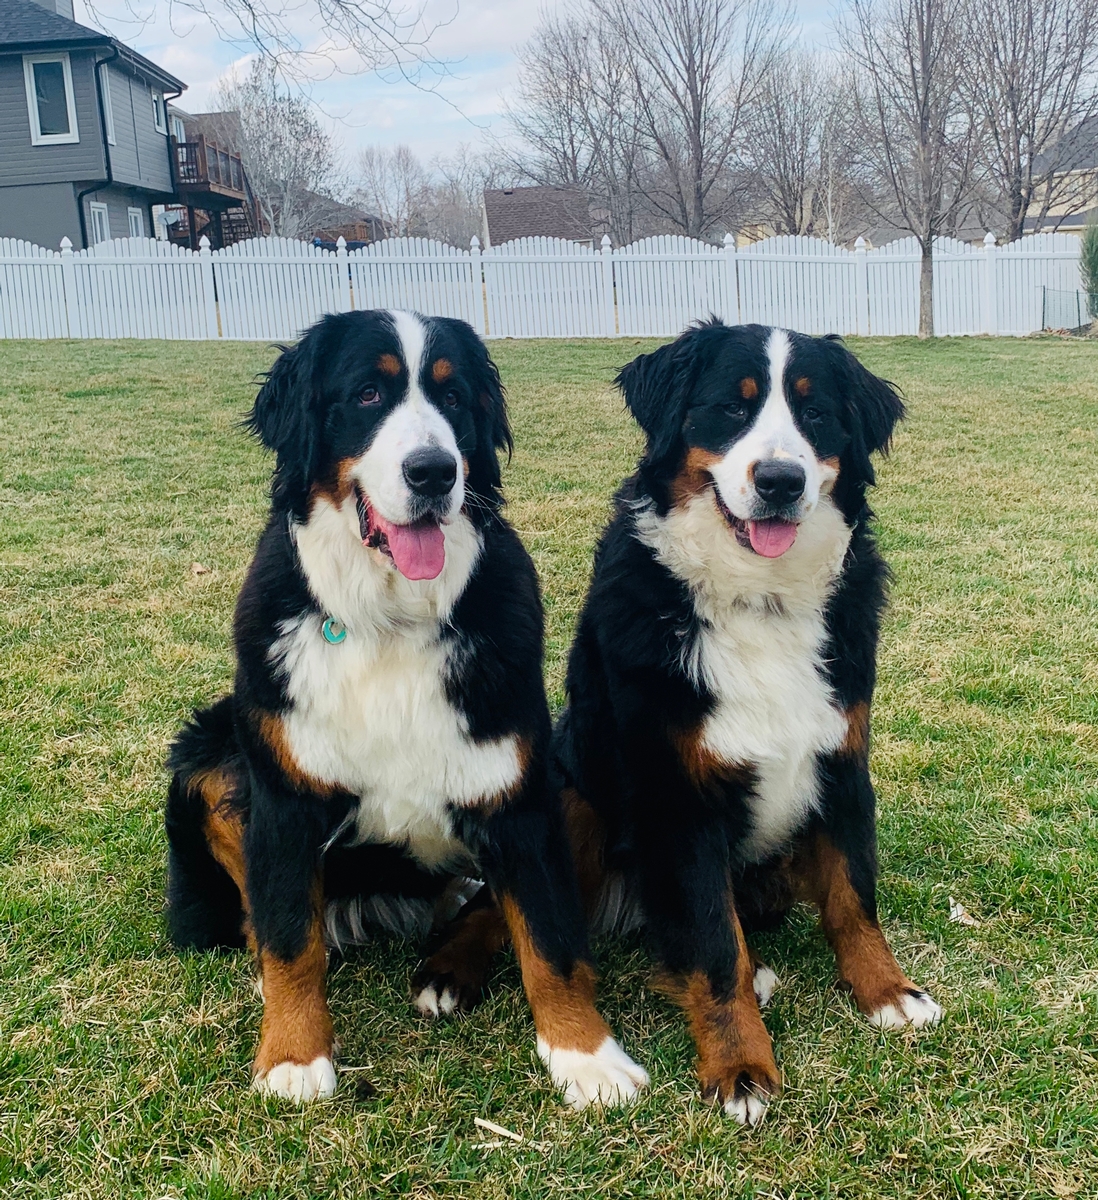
[0,230,1083,341]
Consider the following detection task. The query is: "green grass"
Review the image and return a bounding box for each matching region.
[1,335,1097,1200]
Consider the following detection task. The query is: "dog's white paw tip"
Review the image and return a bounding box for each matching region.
[869,989,943,1030]
[413,985,441,1017]
[254,1056,337,1103]
[538,1036,650,1110]
[753,965,779,1009]
[723,1088,769,1127]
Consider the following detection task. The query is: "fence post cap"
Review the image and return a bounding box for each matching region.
[601,234,612,248]
[983,231,996,246]
[199,235,211,250]
[855,236,867,250]
[336,235,347,249]
[723,232,735,248]
[470,235,480,249]
[60,236,73,251]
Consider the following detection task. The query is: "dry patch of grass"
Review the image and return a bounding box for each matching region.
[1,335,1097,1199]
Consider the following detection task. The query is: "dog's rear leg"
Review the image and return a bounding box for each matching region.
[411,884,510,1016]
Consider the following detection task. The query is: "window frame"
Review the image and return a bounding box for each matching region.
[23,52,80,146]
[88,201,110,244]
[101,64,116,145]
[127,207,145,238]
[151,89,167,135]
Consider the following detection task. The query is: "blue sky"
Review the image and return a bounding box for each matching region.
[75,0,842,161]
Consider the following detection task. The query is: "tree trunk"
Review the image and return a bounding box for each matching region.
[918,241,934,338]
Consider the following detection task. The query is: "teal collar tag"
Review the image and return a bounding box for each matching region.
[322,617,347,645]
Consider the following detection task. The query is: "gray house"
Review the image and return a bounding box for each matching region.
[0,0,185,248]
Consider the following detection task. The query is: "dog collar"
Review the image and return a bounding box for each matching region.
[321,617,347,645]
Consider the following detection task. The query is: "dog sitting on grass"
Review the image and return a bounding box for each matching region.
[552,321,942,1125]
[164,309,647,1108]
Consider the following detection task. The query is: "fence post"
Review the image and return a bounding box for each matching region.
[469,235,487,337]
[336,236,351,313]
[723,233,740,323]
[854,236,869,336]
[59,236,77,338]
[198,235,218,339]
[982,231,997,335]
[599,234,617,336]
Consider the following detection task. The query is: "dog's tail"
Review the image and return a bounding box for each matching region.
[165,696,247,951]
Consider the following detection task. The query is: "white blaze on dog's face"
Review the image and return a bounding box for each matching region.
[676,327,844,559]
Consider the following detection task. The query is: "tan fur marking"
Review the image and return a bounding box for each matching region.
[378,353,401,376]
[795,834,916,1014]
[310,455,356,508]
[657,910,779,1105]
[500,895,609,1054]
[432,358,453,382]
[794,376,812,396]
[740,377,759,399]
[673,726,754,794]
[254,901,333,1076]
[258,713,338,797]
[560,787,608,911]
[842,702,870,758]
[415,901,510,1006]
[671,447,721,507]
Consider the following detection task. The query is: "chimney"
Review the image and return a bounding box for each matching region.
[31,0,76,18]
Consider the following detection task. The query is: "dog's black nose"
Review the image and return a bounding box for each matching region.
[403,447,457,498]
[753,459,806,507]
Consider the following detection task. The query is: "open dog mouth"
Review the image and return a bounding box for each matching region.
[714,489,799,559]
[355,485,445,581]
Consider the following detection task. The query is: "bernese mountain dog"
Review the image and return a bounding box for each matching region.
[551,320,942,1125]
[165,309,647,1108]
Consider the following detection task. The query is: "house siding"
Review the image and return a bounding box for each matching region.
[0,50,106,184]
[0,181,80,246]
[82,184,154,240]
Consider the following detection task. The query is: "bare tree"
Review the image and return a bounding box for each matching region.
[595,0,787,238]
[212,61,346,239]
[425,146,503,245]
[843,0,978,336]
[356,145,430,237]
[962,0,1098,241]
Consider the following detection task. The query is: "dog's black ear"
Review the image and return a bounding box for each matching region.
[822,335,905,485]
[616,338,690,464]
[247,337,322,513]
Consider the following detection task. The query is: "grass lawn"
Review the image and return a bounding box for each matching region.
[1,334,1096,1200]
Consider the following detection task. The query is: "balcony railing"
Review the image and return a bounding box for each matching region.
[173,135,247,197]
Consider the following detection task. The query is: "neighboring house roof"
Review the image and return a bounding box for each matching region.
[482,185,594,245]
[0,0,185,91]
[1033,116,1098,175]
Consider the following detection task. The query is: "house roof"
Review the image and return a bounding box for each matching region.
[482,185,594,245]
[0,0,185,91]
[1033,115,1098,174]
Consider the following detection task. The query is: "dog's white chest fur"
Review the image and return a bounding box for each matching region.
[270,503,522,870]
[637,493,852,859]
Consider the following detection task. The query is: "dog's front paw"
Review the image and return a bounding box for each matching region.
[868,987,942,1031]
[537,1036,650,1110]
[254,1056,337,1103]
[702,1061,781,1128]
[753,963,779,1009]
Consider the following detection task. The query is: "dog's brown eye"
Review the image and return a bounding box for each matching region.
[361,386,380,406]
[802,406,821,421]
[444,389,459,407]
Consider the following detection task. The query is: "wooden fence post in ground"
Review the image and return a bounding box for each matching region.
[982,232,998,335]
[723,233,741,324]
[198,235,218,339]
[469,236,487,337]
[59,236,77,338]
[600,234,617,336]
[336,236,351,313]
[855,236,870,336]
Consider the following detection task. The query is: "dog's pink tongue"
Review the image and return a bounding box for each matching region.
[748,518,798,558]
[375,515,445,580]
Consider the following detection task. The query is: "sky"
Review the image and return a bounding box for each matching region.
[73,0,840,164]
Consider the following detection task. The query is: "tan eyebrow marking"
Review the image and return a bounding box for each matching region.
[378,353,401,376]
[740,377,758,399]
[794,376,811,396]
[432,358,453,383]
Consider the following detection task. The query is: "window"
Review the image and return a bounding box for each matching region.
[101,66,115,145]
[127,207,145,238]
[151,89,167,134]
[170,115,186,142]
[89,202,110,244]
[23,53,79,145]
